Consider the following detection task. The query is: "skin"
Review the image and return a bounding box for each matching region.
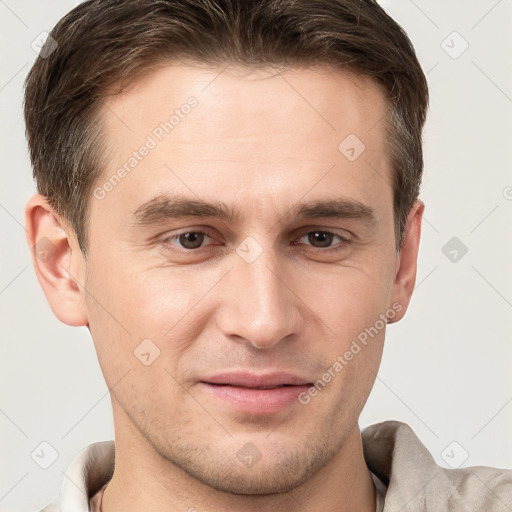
[26,62,423,512]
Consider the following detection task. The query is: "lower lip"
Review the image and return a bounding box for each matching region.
[199,382,311,414]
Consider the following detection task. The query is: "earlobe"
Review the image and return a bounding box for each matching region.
[25,194,89,327]
[388,199,424,324]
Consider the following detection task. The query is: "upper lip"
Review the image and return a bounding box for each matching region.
[201,371,312,388]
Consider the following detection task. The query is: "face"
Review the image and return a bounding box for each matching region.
[73,63,414,493]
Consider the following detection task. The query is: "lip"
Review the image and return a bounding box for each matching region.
[199,371,312,415]
[201,371,312,388]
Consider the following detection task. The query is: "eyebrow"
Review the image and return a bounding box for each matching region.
[131,193,377,227]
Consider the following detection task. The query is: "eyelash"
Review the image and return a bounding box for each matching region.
[163,228,352,253]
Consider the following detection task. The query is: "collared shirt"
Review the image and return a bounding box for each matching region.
[39,421,512,512]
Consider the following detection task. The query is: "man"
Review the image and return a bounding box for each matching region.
[24,0,511,511]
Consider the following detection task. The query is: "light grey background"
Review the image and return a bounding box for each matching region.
[1,1,511,510]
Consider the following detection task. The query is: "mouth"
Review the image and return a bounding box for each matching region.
[203,383,298,389]
[198,372,313,414]
[200,371,312,388]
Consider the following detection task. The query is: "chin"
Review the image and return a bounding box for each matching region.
[193,465,310,496]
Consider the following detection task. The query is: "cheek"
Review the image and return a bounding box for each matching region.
[88,258,205,330]
[298,261,393,335]
[294,262,391,400]
[84,235,396,379]
[85,262,218,376]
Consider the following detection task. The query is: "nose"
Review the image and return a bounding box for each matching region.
[216,242,304,350]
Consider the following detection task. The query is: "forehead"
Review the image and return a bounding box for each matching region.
[93,62,391,224]
[101,61,388,144]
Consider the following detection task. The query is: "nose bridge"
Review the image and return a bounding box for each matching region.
[217,236,301,349]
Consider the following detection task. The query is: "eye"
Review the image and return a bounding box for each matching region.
[164,230,215,250]
[294,230,351,251]
[162,228,351,253]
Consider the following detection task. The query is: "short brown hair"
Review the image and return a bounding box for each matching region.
[24,0,428,256]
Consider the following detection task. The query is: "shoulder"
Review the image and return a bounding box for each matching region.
[444,464,512,509]
[36,440,115,512]
[362,420,512,511]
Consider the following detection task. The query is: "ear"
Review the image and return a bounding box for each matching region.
[388,199,424,324]
[25,194,89,327]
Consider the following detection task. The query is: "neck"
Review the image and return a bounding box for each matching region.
[101,410,376,512]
